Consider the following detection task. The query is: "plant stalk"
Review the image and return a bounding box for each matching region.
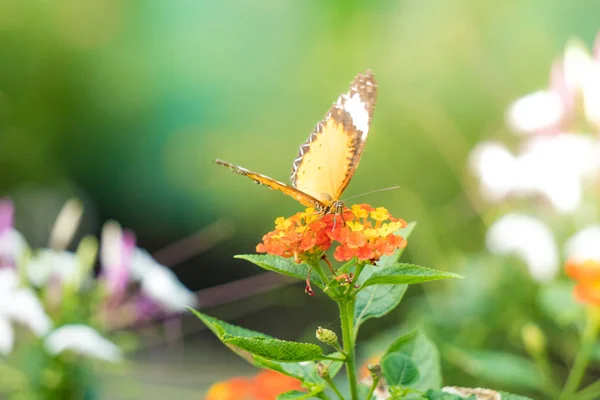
[339,298,359,400]
[365,374,380,400]
[313,261,331,286]
[532,351,561,398]
[574,379,600,400]
[560,307,600,399]
[323,375,345,400]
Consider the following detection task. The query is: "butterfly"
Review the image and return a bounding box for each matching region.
[216,70,377,215]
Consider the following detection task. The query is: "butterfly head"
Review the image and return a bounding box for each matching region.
[330,201,345,215]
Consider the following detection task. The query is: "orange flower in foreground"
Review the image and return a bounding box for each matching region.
[252,370,304,398]
[566,259,600,307]
[205,377,253,400]
[205,370,303,400]
[256,204,407,264]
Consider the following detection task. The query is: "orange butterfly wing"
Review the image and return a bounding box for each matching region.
[215,159,324,209]
[290,70,377,204]
[216,70,377,211]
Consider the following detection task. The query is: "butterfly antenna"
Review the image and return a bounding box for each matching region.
[342,186,401,202]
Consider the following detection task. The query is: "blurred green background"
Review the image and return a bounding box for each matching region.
[1,0,600,397]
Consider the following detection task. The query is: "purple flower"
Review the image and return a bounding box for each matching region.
[100,221,196,316]
[100,221,135,301]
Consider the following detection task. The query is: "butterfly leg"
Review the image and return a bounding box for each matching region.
[331,210,347,231]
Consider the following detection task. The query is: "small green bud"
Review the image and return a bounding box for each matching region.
[316,326,339,347]
[368,363,382,379]
[317,362,329,378]
[522,322,546,355]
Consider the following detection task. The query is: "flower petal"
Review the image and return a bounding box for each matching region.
[0,199,14,235]
[0,229,28,268]
[566,225,600,263]
[486,214,558,283]
[7,288,52,336]
[44,325,122,362]
[141,264,197,313]
[505,90,564,134]
[0,316,14,355]
[26,249,80,287]
[469,142,518,201]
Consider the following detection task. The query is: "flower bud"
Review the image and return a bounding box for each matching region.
[316,327,338,347]
[368,363,382,379]
[522,322,546,356]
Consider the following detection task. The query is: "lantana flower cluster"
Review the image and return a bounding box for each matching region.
[256,204,407,264]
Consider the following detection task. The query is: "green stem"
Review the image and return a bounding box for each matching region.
[339,298,359,400]
[323,375,345,400]
[575,379,600,400]
[317,392,334,400]
[365,375,380,400]
[532,352,561,398]
[313,261,331,286]
[353,263,365,282]
[322,355,346,362]
[560,308,600,399]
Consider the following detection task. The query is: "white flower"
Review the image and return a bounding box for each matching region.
[520,134,600,212]
[562,39,600,127]
[471,134,600,213]
[0,229,27,266]
[0,317,14,355]
[130,249,197,312]
[469,141,519,201]
[505,90,564,134]
[44,324,122,362]
[563,39,595,95]
[565,225,600,262]
[0,199,28,267]
[0,269,52,355]
[486,214,559,283]
[26,249,81,287]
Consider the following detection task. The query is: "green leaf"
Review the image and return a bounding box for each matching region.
[353,264,407,337]
[354,284,407,338]
[224,336,324,362]
[381,330,441,391]
[448,349,543,391]
[189,308,342,386]
[381,352,419,385]
[360,263,462,288]
[425,389,474,400]
[350,224,418,337]
[538,280,583,326]
[236,254,323,288]
[276,390,319,400]
[190,309,323,362]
